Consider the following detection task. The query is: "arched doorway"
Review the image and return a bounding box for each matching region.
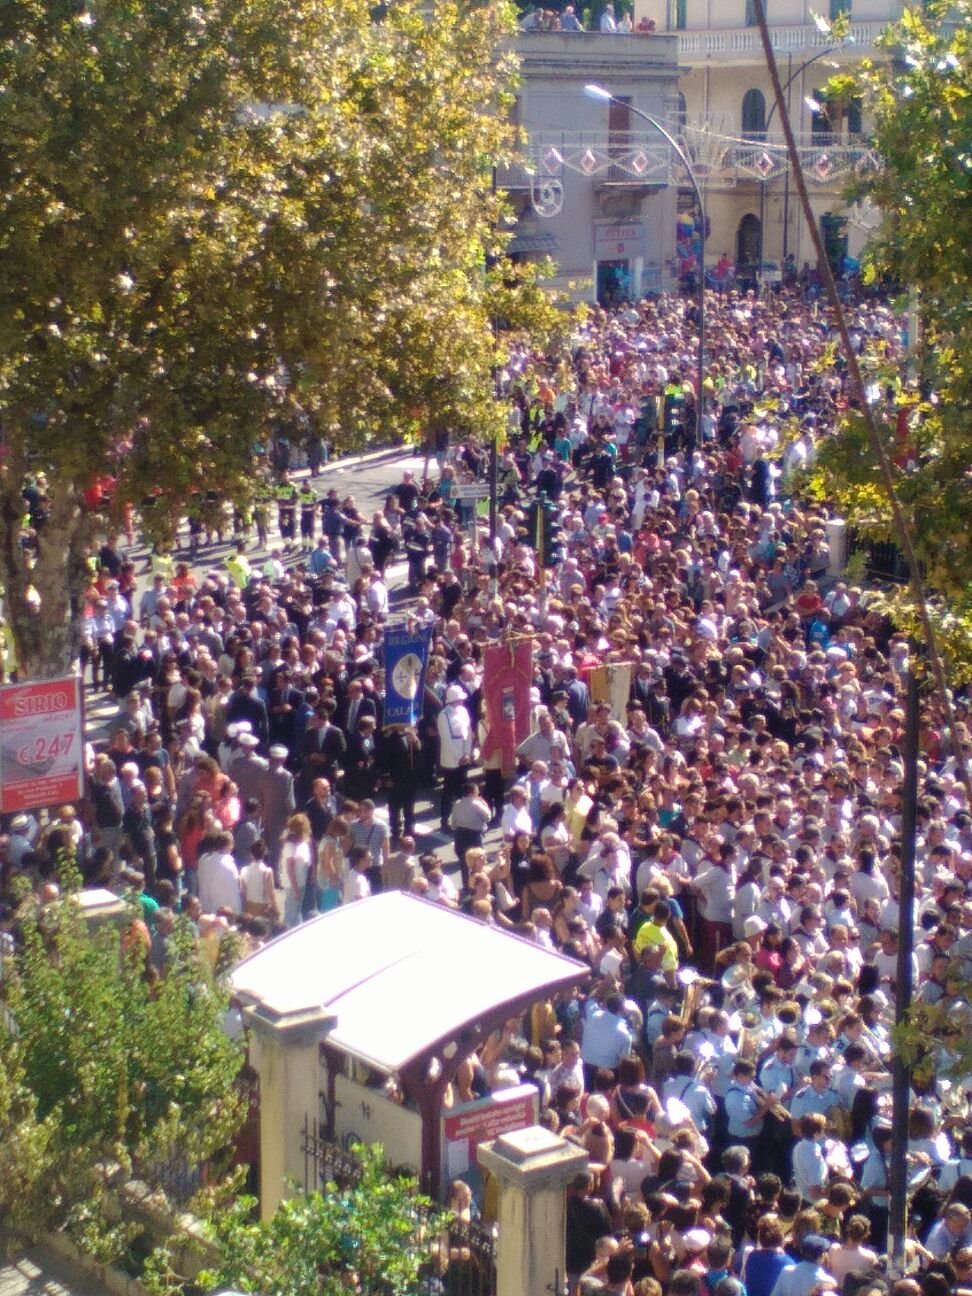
[741,88,766,138]
[736,213,762,287]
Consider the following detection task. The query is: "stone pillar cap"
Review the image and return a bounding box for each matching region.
[478,1125,588,1188]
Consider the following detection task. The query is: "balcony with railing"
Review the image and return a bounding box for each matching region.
[676,20,889,60]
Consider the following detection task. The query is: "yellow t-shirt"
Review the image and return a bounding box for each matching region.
[632,920,679,973]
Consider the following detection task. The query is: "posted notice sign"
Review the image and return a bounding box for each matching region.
[441,1083,539,1187]
[0,676,85,813]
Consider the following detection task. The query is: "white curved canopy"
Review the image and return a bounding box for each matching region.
[231,892,587,1074]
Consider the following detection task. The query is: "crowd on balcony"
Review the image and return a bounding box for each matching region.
[520,2,657,33]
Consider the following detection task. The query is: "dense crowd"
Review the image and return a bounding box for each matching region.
[4,286,972,1296]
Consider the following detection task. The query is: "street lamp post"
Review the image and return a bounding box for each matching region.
[584,84,705,443]
[757,43,841,287]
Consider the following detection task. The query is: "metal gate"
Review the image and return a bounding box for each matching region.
[301,1115,497,1296]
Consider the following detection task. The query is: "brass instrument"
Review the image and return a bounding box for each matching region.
[754,1082,793,1126]
[678,971,716,1027]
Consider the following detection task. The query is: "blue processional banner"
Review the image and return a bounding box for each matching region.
[382,625,432,726]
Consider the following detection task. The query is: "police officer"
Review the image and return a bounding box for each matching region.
[298,481,317,550]
[253,478,273,549]
[275,472,297,549]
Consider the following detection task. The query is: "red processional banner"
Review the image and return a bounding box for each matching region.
[480,638,533,777]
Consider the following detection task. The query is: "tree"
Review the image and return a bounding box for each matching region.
[0,866,244,1256]
[186,1144,446,1296]
[808,2,972,673]
[0,0,541,679]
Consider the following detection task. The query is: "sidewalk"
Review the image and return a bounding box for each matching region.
[0,1249,104,1296]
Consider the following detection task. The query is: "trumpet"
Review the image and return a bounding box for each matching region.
[754,1083,793,1126]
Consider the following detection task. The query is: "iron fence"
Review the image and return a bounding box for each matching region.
[301,1115,497,1296]
[141,1146,208,1205]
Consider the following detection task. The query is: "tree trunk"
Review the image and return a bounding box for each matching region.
[0,468,93,682]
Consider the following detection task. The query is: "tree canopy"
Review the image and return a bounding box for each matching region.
[0,869,244,1253]
[810,2,972,672]
[183,1144,446,1296]
[0,0,553,677]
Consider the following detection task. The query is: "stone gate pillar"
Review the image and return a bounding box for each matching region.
[244,1004,337,1221]
[478,1126,588,1296]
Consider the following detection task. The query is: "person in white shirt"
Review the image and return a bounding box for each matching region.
[940,1130,972,1193]
[584,846,631,904]
[343,847,372,905]
[426,864,459,908]
[438,685,475,831]
[500,785,533,838]
[575,878,604,927]
[240,841,276,919]
[849,851,890,908]
[279,814,314,926]
[365,572,389,619]
[548,1039,585,1098]
[792,1114,828,1204]
[197,832,242,914]
[687,844,735,972]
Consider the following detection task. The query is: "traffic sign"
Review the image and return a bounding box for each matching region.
[453,483,491,500]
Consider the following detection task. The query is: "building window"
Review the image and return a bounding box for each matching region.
[674,93,687,130]
[744,0,760,26]
[810,89,832,139]
[741,88,766,138]
[737,213,762,274]
[671,0,687,29]
[829,0,851,17]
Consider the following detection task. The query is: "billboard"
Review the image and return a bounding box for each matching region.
[0,676,85,813]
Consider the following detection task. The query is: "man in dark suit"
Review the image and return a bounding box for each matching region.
[338,677,377,739]
[226,675,270,750]
[301,698,347,798]
[344,715,378,801]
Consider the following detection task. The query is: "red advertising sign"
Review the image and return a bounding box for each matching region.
[441,1084,539,1185]
[0,676,85,813]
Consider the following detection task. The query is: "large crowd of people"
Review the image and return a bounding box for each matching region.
[4,285,972,1296]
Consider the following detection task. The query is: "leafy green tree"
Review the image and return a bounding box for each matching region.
[0,0,542,679]
[0,868,244,1253]
[190,1144,446,1296]
[0,1032,56,1238]
[809,2,972,672]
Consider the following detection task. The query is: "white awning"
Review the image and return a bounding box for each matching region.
[230,892,587,1074]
